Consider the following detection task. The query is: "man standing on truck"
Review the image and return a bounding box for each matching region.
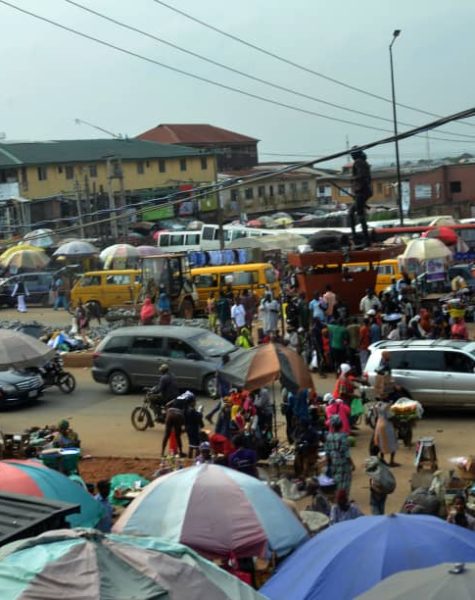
[350,147,372,247]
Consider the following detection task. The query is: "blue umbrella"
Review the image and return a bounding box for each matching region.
[262,514,475,600]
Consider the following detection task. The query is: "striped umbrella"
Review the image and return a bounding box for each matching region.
[0,530,265,600]
[0,244,44,261]
[23,228,55,248]
[114,464,308,559]
[0,249,49,271]
[99,243,140,269]
[0,460,102,528]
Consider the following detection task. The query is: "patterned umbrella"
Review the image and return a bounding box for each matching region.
[0,461,102,528]
[0,249,49,271]
[99,244,140,269]
[23,228,55,248]
[114,464,308,559]
[0,244,44,261]
[53,240,99,257]
[0,529,265,600]
[0,329,54,368]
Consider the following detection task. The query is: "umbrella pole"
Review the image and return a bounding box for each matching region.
[272,382,278,440]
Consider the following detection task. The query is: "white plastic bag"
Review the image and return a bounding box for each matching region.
[310,350,318,370]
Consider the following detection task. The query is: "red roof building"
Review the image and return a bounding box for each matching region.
[137,124,259,171]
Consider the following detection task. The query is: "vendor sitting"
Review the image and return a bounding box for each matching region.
[53,419,80,448]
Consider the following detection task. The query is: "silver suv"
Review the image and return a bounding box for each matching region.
[365,339,475,409]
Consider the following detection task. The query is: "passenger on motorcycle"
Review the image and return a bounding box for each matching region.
[161,390,195,457]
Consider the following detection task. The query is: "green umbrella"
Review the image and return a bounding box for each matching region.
[0,529,266,600]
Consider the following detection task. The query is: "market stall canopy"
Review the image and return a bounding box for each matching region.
[261,514,475,600]
[358,562,475,600]
[400,238,452,263]
[53,240,99,257]
[0,249,49,271]
[114,463,308,559]
[0,330,54,369]
[23,229,55,248]
[0,529,265,600]
[220,342,313,393]
[0,461,102,528]
[136,245,162,257]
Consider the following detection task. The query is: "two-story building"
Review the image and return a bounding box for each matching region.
[137,124,259,171]
[0,138,217,237]
[218,164,318,216]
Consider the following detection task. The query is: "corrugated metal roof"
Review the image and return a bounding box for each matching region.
[0,492,79,546]
[138,124,259,145]
[0,138,208,168]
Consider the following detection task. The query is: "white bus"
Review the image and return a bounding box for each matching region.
[156,230,202,253]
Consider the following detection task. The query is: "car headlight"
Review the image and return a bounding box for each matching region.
[0,384,17,394]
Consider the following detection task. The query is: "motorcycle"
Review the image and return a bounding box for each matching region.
[131,388,167,431]
[33,354,76,394]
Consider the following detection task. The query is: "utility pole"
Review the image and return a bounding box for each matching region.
[106,157,119,240]
[74,179,85,238]
[389,29,404,225]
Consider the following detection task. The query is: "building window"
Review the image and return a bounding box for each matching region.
[89,165,97,178]
[137,161,145,175]
[290,182,297,193]
[65,166,74,180]
[158,159,166,173]
[180,158,187,172]
[340,186,352,197]
[200,156,208,170]
[57,166,63,174]
[377,182,383,193]
[450,181,462,193]
[269,185,274,197]
[301,181,309,191]
[278,184,285,195]
[245,188,254,200]
[37,167,48,181]
[258,185,265,197]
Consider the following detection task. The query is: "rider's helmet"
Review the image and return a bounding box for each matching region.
[158,364,169,374]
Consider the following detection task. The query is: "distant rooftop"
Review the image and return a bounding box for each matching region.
[137,123,259,145]
[0,138,207,168]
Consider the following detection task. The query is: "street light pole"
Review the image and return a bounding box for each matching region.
[389,29,404,225]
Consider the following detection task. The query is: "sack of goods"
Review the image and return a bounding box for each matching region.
[391,398,423,419]
[365,457,396,494]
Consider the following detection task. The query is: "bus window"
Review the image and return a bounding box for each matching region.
[232,271,258,285]
[186,233,200,245]
[202,226,216,240]
[193,274,218,288]
[158,234,170,247]
[170,233,185,246]
[265,268,277,283]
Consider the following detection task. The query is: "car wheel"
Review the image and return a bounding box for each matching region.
[203,374,217,398]
[109,371,130,395]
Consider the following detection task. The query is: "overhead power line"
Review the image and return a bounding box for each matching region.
[4,105,475,245]
[62,0,475,140]
[152,0,475,130]
[0,0,473,144]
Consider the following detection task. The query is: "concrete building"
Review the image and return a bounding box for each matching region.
[0,138,217,237]
[137,124,259,171]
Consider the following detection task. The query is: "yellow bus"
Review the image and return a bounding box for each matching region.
[70,269,141,312]
[191,263,280,310]
[342,259,402,295]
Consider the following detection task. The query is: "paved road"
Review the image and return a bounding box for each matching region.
[1,305,474,514]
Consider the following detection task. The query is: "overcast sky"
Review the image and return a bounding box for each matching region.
[1,0,474,167]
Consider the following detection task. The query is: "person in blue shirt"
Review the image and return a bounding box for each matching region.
[94,480,114,533]
[309,292,327,324]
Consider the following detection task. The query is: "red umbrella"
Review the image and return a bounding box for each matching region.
[247,219,263,228]
[422,226,458,246]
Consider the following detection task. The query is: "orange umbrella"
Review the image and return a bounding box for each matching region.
[221,343,313,392]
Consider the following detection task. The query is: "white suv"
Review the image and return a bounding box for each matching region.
[365,340,475,409]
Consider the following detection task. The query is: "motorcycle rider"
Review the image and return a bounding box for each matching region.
[153,364,179,402]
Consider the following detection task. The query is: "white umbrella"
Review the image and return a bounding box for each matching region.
[53,241,99,257]
[99,244,139,269]
[23,228,55,248]
[0,329,55,369]
[400,238,452,262]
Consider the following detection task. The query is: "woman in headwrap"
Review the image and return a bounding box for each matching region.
[324,393,351,435]
[140,296,157,325]
[324,415,355,493]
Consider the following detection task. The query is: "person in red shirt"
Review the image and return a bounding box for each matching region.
[324,394,351,435]
[359,318,371,371]
[451,316,469,340]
